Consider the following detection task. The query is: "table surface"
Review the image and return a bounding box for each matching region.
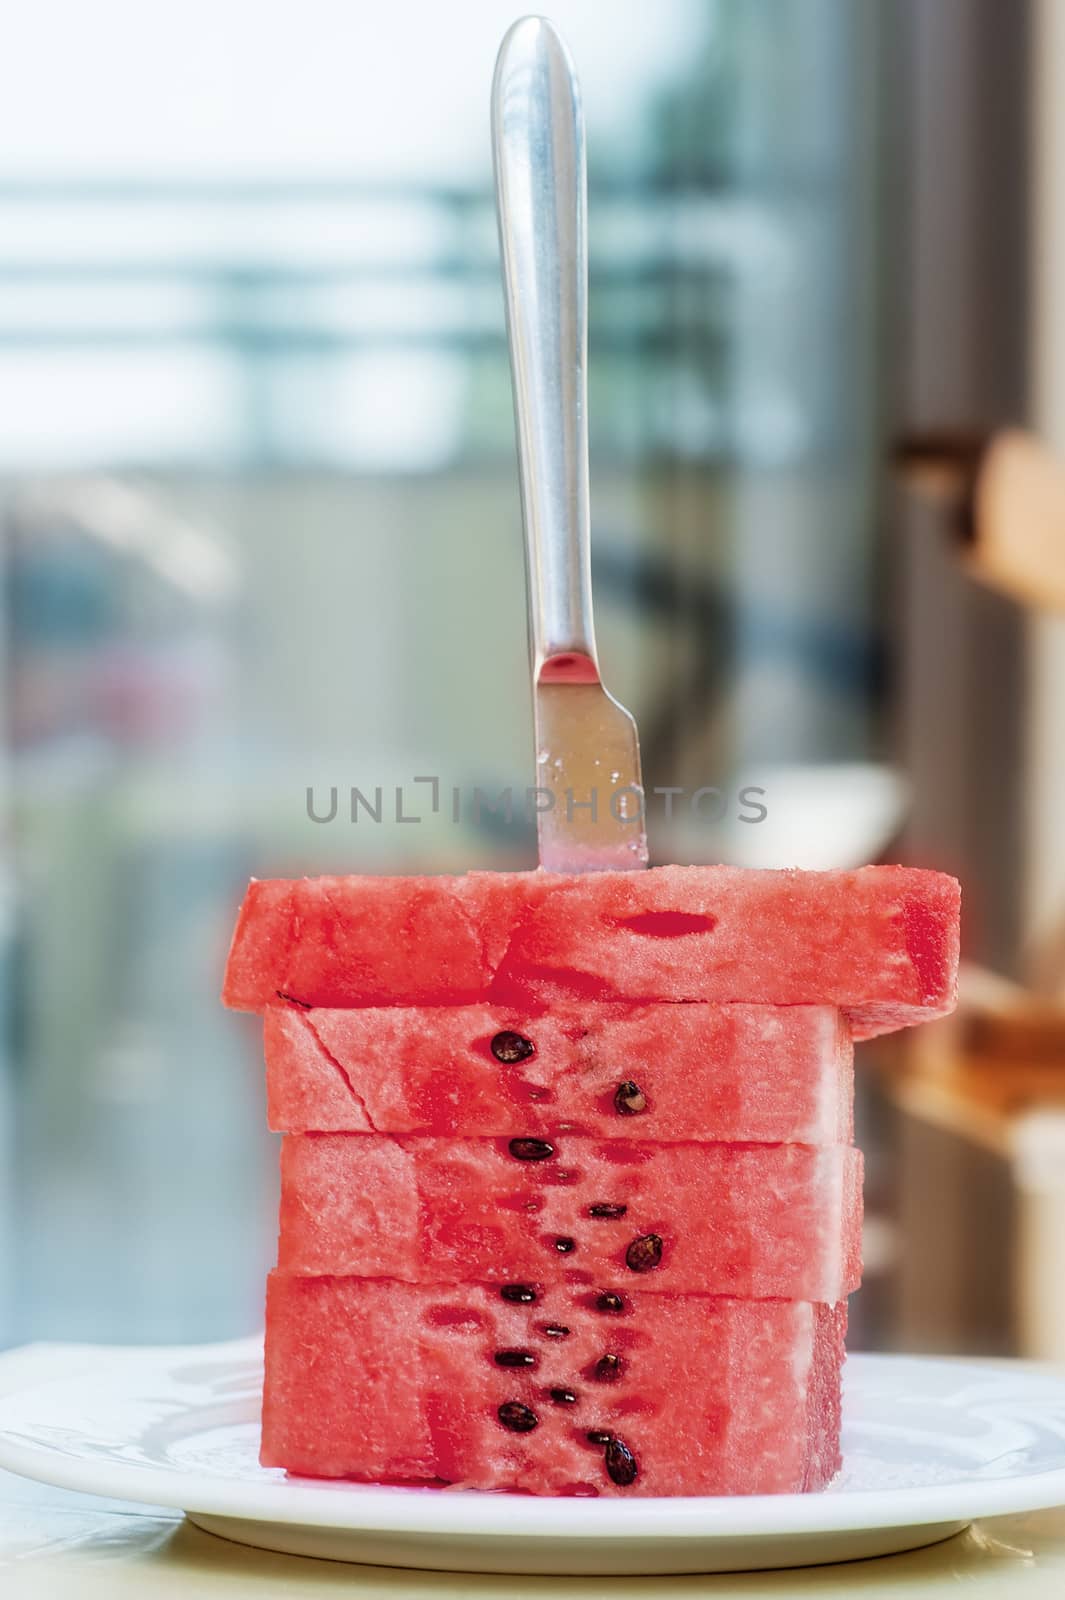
[1,1466,1064,1597]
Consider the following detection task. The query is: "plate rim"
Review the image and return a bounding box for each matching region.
[1,1342,1065,1541]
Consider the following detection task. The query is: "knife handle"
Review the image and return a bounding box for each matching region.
[492,16,599,684]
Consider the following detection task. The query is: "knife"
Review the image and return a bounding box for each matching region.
[492,15,648,872]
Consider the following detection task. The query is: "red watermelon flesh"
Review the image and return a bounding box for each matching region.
[264,999,854,1144]
[263,1273,846,1496]
[222,865,959,1038]
[277,1135,862,1301]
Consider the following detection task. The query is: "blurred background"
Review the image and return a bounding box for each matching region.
[2,0,1063,1359]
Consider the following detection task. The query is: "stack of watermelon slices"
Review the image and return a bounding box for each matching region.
[223,864,959,1497]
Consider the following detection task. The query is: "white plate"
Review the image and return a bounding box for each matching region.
[0,1341,1064,1575]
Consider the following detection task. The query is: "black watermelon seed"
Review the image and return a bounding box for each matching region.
[541,1323,570,1338]
[554,1236,577,1254]
[509,1137,555,1161]
[498,1401,539,1434]
[596,1292,625,1313]
[586,1429,613,1446]
[605,1436,639,1486]
[588,1202,628,1219]
[594,1353,624,1383]
[494,1348,537,1368]
[614,1080,647,1116]
[550,1388,578,1405]
[625,1233,663,1273]
[275,989,311,1009]
[500,1283,538,1304]
[492,1031,535,1063]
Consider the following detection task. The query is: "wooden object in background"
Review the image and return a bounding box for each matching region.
[974,430,1065,611]
[880,965,1065,1362]
[897,428,1065,613]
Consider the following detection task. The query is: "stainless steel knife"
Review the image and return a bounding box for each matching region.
[492,15,648,872]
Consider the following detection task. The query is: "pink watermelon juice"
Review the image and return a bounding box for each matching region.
[223,862,961,1496]
[263,1274,846,1495]
[265,999,854,1143]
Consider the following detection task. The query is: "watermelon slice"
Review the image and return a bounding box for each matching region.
[277,1135,862,1301]
[223,861,959,1495]
[264,999,854,1144]
[223,864,960,1038]
[263,1273,847,1496]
